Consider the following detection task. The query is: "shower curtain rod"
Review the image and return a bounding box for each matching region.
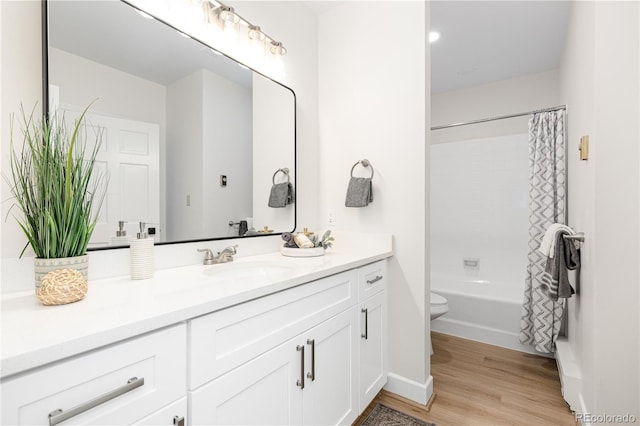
[430,104,567,131]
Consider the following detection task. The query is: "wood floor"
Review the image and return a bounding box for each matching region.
[355,332,577,426]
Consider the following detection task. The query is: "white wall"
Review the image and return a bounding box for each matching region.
[252,74,295,233]
[225,1,320,233]
[431,133,529,292]
[166,71,205,241]
[1,0,43,263]
[559,0,639,419]
[431,69,559,145]
[318,1,430,403]
[202,69,253,237]
[1,0,319,287]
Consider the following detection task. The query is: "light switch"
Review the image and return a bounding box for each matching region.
[579,135,589,160]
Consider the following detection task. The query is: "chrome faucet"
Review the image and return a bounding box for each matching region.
[198,245,238,265]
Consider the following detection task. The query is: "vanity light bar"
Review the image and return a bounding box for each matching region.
[200,0,287,56]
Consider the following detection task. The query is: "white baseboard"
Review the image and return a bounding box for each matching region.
[555,337,581,412]
[574,394,590,426]
[384,372,433,405]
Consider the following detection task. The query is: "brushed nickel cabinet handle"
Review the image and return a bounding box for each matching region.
[366,275,383,285]
[48,377,144,426]
[361,308,368,339]
[296,345,305,389]
[173,415,185,426]
[306,339,315,381]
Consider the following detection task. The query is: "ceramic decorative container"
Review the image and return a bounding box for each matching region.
[34,254,89,293]
[280,246,325,257]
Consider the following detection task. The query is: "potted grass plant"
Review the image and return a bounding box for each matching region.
[8,102,107,298]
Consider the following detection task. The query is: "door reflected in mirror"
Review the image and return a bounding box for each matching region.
[45,0,296,248]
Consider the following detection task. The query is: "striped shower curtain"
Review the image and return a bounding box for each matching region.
[519,110,566,354]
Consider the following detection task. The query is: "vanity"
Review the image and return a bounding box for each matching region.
[1,241,391,425]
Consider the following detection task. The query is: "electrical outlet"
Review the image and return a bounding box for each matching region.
[186,194,191,206]
[327,209,336,226]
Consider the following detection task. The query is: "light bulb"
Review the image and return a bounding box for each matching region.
[248,25,266,42]
[270,41,286,56]
[218,6,239,25]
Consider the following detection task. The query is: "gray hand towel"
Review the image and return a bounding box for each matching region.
[268,182,293,208]
[539,230,580,301]
[345,177,373,208]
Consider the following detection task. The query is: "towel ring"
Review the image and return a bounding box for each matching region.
[272,168,290,184]
[350,159,374,179]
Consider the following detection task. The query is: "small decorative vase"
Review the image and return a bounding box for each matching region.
[34,254,89,293]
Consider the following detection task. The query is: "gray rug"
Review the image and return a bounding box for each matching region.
[361,404,436,426]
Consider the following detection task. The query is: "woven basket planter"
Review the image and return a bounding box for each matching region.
[34,255,89,293]
[37,269,88,306]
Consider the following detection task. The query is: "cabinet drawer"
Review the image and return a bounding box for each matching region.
[358,260,387,300]
[1,324,186,426]
[134,397,186,426]
[189,270,357,389]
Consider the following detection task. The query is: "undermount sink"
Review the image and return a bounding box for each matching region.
[202,260,299,280]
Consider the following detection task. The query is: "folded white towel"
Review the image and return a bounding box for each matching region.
[539,224,575,258]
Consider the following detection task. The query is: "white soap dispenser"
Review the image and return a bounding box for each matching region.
[130,222,154,280]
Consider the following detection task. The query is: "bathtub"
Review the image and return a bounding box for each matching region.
[430,274,543,355]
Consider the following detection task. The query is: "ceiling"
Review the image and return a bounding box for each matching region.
[50,1,572,96]
[430,1,572,94]
[49,1,252,88]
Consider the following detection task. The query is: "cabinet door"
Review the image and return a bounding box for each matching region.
[359,291,387,412]
[302,308,358,426]
[190,270,357,389]
[189,337,303,426]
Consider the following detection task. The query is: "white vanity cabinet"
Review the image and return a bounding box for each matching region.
[1,324,188,426]
[1,253,391,426]
[188,269,360,425]
[357,261,388,412]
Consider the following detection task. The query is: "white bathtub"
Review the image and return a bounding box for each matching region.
[430,275,543,355]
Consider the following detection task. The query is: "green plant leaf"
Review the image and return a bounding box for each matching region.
[7,101,106,259]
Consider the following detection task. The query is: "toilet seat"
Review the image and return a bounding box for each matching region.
[431,292,447,306]
[430,292,449,321]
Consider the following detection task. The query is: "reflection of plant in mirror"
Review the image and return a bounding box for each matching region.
[8,103,108,258]
[310,230,334,250]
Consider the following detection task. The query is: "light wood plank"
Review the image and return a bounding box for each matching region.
[354,332,577,426]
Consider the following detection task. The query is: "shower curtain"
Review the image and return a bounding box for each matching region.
[520,110,566,354]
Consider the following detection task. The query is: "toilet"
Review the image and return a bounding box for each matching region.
[430,292,449,320]
[429,292,449,356]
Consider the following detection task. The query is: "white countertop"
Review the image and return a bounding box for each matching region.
[1,242,392,379]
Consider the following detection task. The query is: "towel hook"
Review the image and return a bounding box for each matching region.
[350,159,374,179]
[272,167,290,184]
